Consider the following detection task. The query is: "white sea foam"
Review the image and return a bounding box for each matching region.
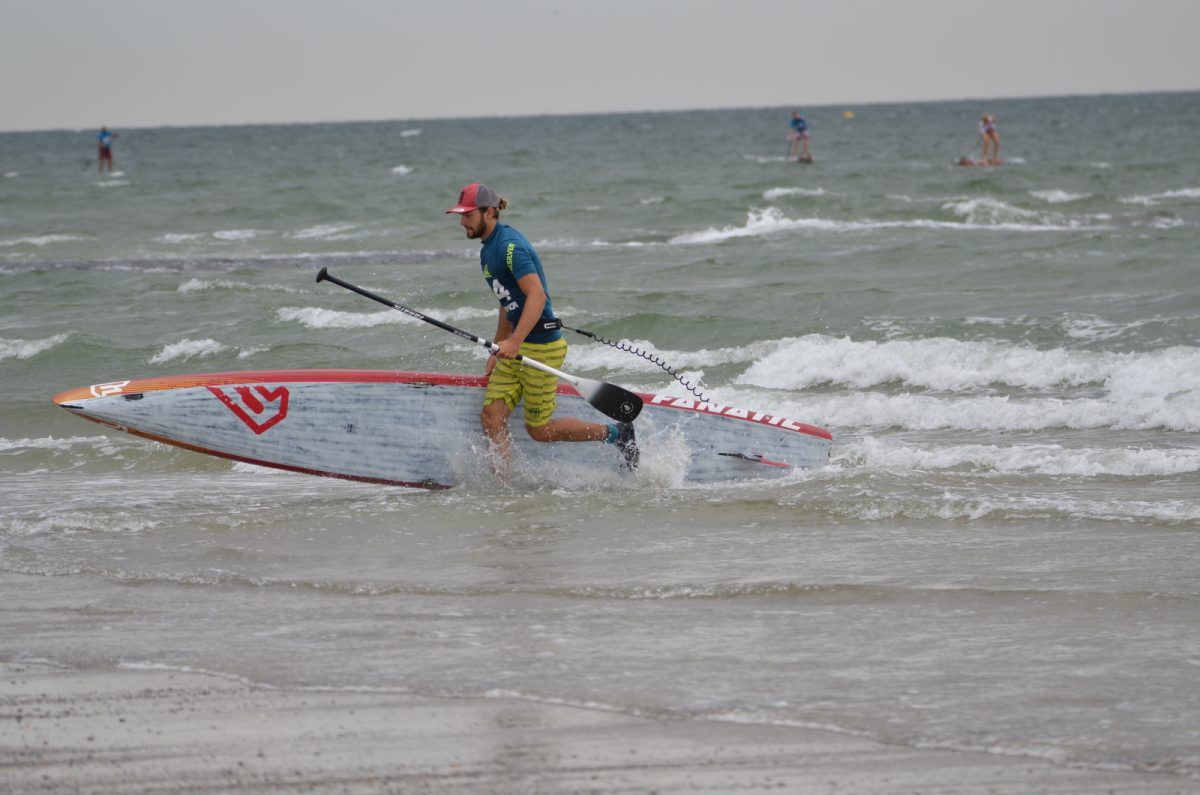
[277,304,495,330]
[399,129,421,137]
[177,278,301,295]
[391,164,413,175]
[212,229,263,241]
[777,389,1200,433]
[180,278,238,293]
[179,278,224,293]
[669,208,810,244]
[564,333,1200,432]
[149,338,226,364]
[1030,189,1090,204]
[158,233,204,244]
[2,514,161,537]
[762,187,827,200]
[669,206,1106,244]
[1060,315,1150,341]
[1120,187,1200,206]
[231,462,293,476]
[0,436,108,453]
[944,197,1040,224]
[0,234,83,247]
[3,172,18,178]
[954,313,1165,344]
[639,196,665,205]
[737,335,1125,391]
[841,437,1200,478]
[830,492,1200,525]
[725,335,1200,432]
[278,306,410,330]
[774,335,1199,392]
[742,154,790,164]
[535,237,658,250]
[289,223,359,240]
[0,333,71,361]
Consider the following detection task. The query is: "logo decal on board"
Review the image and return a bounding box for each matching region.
[208,385,290,435]
[90,380,131,397]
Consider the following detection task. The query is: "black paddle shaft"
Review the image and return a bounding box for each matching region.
[316,267,493,353]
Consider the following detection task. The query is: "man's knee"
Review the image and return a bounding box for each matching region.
[525,423,553,443]
[481,401,509,432]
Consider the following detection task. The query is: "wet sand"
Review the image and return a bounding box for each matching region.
[1,662,1193,794]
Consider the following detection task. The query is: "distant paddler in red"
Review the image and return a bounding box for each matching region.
[96,126,118,173]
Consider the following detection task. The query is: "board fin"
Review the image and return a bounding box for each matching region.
[718,452,791,468]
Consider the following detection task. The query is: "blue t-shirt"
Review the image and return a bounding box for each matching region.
[789,117,807,134]
[479,223,561,344]
[97,130,113,148]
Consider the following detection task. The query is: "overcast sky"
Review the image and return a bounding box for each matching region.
[2,0,1197,132]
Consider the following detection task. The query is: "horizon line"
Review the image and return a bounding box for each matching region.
[3,87,1198,135]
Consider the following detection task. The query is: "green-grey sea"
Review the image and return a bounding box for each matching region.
[3,92,1199,779]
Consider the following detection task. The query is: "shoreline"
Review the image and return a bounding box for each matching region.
[1,661,1192,794]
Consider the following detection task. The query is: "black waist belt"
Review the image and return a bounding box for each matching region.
[540,318,562,331]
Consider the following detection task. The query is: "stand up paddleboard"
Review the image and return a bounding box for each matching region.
[52,370,832,489]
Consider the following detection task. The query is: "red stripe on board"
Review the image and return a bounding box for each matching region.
[52,370,497,405]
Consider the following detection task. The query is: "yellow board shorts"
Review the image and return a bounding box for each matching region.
[483,338,568,428]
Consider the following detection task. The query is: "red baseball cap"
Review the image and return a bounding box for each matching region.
[446,182,500,214]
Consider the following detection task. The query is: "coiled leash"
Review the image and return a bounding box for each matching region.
[561,323,712,405]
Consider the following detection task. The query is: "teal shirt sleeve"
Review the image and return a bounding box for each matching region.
[505,240,537,280]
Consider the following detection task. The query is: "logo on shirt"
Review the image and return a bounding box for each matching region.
[492,280,518,311]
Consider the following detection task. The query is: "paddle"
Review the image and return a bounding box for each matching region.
[315,267,642,423]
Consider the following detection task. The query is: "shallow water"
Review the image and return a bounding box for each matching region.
[3,92,1199,778]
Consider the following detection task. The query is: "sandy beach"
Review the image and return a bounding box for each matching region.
[1,661,1192,794]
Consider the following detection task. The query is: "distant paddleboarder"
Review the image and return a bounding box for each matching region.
[979,114,1001,164]
[446,182,638,473]
[958,115,1003,166]
[96,126,118,173]
[788,111,812,163]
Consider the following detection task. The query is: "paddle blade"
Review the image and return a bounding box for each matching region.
[573,377,643,423]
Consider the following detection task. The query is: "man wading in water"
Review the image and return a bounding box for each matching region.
[446,182,637,474]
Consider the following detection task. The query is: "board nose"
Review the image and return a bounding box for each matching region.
[52,385,94,407]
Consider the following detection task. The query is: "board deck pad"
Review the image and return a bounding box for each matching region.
[53,370,832,488]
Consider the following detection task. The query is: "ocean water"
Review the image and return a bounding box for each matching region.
[3,92,1199,779]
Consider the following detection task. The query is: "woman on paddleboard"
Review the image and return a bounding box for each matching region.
[447,183,637,472]
[980,114,1001,164]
